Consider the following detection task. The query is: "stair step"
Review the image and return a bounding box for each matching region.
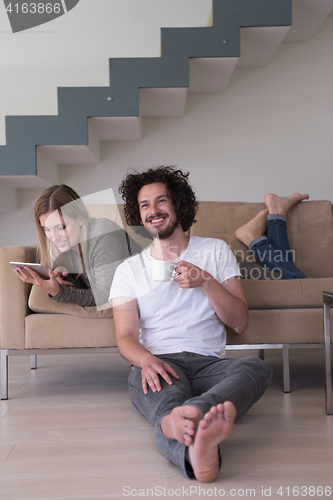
[189,57,238,93]
[284,0,333,42]
[139,88,187,117]
[8,0,332,210]
[237,26,291,68]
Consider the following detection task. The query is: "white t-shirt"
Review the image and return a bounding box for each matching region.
[109,236,240,358]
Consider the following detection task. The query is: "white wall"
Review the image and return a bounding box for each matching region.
[61,16,333,203]
[0,2,332,248]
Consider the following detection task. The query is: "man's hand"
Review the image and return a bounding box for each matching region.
[14,266,72,297]
[141,353,179,395]
[174,260,212,289]
[173,261,248,334]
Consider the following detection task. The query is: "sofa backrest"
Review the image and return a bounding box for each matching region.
[91,200,333,279]
[189,200,333,279]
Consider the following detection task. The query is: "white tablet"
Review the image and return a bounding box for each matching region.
[10,262,50,280]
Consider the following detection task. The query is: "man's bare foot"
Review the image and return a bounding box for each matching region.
[187,402,236,483]
[161,405,203,446]
[264,193,309,216]
[235,209,268,247]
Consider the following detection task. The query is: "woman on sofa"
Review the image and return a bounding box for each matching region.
[235,192,308,280]
[13,184,140,307]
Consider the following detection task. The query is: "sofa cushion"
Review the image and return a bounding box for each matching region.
[226,307,333,344]
[25,314,116,349]
[29,284,113,318]
[243,277,333,309]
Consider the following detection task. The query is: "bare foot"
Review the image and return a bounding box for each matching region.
[235,209,268,247]
[161,405,203,446]
[187,402,236,483]
[264,193,309,216]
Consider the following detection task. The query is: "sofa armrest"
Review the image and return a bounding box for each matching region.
[0,245,37,349]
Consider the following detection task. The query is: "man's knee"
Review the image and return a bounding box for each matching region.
[232,356,272,384]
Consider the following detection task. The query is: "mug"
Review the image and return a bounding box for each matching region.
[151,260,176,282]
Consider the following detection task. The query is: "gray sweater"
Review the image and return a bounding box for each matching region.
[51,218,141,307]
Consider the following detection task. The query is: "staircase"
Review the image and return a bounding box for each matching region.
[0,0,332,211]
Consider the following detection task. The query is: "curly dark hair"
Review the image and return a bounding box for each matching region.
[119,166,198,234]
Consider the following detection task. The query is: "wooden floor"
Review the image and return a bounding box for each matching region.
[0,349,332,500]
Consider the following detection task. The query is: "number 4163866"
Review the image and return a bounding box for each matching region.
[277,486,332,497]
[5,3,62,14]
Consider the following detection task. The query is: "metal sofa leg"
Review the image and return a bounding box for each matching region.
[259,349,265,360]
[1,350,8,400]
[282,345,291,393]
[323,302,332,415]
[31,355,37,369]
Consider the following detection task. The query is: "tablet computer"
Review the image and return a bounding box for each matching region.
[10,262,50,280]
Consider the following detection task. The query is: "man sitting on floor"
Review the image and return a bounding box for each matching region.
[109,166,272,482]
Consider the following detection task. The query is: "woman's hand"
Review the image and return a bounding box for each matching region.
[13,266,72,297]
[53,266,71,286]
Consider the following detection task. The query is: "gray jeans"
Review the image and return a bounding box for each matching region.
[128,352,272,478]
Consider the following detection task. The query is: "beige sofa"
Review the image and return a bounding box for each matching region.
[1,200,333,400]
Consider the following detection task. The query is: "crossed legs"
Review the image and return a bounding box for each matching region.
[235,193,309,247]
[235,193,309,279]
[128,353,272,482]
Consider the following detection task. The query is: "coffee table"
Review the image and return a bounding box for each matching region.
[323,291,333,415]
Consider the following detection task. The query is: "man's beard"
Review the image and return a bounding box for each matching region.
[145,213,179,240]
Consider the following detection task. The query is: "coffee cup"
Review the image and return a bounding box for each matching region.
[151,260,176,282]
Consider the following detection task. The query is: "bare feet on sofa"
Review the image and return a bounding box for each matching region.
[264,193,309,216]
[187,402,236,483]
[161,405,203,446]
[235,209,268,247]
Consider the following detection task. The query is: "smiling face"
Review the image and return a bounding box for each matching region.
[39,209,83,253]
[138,182,180,240]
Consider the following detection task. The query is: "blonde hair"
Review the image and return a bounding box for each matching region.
[34,185,90,273]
